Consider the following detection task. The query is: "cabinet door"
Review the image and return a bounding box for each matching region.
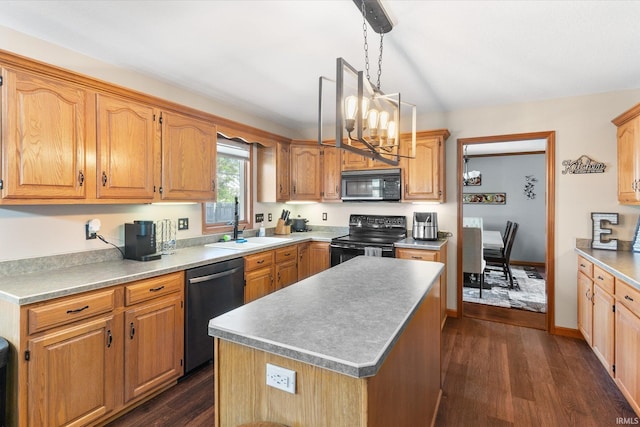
[577,271,593,345]
[298,242,311,281]
[28,315,117,427]
[277,141,291,202]
[618,118,640,203]
[592,283,615,376]
[160,111,216,200]
[341,142,369,171]
[276,259,298,289]
[96,94,157,199]
[321,145,342,201]
[402,135,443,201]
[245,266,273,303]
[290,144,321,201]
[615,303,640,415]
[124,293,184,402]
[1,68,88,199]
[309,242,330,276]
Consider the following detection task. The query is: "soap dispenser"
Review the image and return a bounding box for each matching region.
[258,222,266,237]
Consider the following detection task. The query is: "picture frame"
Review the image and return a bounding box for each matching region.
[462,192,506,205]
[465,174,482,186]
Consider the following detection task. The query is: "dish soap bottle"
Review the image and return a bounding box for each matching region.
[258,222,266,237]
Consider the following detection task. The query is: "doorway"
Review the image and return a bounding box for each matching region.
[456,131,556,331]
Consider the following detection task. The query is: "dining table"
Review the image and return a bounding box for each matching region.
[483,230,504,251]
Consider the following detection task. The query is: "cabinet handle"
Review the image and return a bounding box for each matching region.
[106,330,113,348]
[257,259,265,264]
[580,263,586,268]
[280,183,283,193]
[78,171,85,187]
[130,322,135,339]
[625,295,635,302]
[597,275,604,281]
[102,171,108,186]
[278,271,281,282]
[284,252,291,256]
[411,256,423,260]
[149,285,165,292]
[66,305,89,314]
[293,184,297,194]
[405,183,408,194]
[270,274,273,285]
[212,180,216,192]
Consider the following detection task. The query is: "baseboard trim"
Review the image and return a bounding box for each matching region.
[552,326,583,340]
[446,308,458,318]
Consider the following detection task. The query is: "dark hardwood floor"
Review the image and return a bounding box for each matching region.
[107,317,636,427]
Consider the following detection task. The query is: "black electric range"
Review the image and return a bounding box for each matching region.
[330,214,407,266]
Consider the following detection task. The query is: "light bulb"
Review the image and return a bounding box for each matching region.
[387,120,397,145]
[368,108,379,138]
[344,96,358,121]
[379,111,390,131]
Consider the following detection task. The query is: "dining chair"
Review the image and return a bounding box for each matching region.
[503,220,513,245]
[462,227,487,297]
[484,222,519,289]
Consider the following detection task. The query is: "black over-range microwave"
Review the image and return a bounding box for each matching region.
[341,168,401,201]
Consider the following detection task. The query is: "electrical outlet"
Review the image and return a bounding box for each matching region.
[322,212,328,221]
[178,218,189,230]
[266,363,296,394]
[268,213,273,222]
[256,213,264,223]
[85,219,101,240]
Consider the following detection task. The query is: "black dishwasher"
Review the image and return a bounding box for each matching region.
[184,257,244,374]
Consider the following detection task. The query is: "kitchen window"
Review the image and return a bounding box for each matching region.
[202,138,252,234]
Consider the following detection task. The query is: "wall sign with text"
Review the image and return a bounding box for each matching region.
[562,155,606,174]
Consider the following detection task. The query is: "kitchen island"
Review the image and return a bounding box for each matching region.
[208,256,444,427]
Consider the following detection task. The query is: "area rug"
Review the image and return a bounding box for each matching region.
[463,265,547,313]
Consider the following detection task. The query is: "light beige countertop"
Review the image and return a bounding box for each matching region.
[575,247,640,289]
[395,237,448,250]
[0,232,343,306]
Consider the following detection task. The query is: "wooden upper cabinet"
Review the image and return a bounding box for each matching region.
[613,109,640,204]
[1,68,89,199]
[321,144,342,201]
[276,141,291,201]
[96,94,157,199]
[341,142,370,171]
[160,111,216,201]
[290,143,321,201]
[401,129,449,202]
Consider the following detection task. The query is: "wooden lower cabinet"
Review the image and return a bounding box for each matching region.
[309,242,331,276]
[244,250,275,303]
[123,292,184,402]
[577,270,594,345]
[11,271,185,427]
[592,283,615,376]
[275,245,298,289]
[615,279,640,415]
[27,315,118,427]
[396,242,448,330]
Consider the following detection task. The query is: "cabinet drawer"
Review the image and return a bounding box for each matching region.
[593,265,615,295]
[125,271,184,306]
[396,248,439,262]
[616,279,640,318]
[245,251,274,272]
[28,289,115,334]
[578,256,593,277]
[275,245,298,263]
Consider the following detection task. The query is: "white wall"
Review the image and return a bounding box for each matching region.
[463,154,546,263]
[2,25,640,330]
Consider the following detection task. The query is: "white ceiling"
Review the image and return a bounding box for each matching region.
[1,0,640,134]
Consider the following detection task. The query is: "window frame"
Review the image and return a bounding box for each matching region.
[201,141,253,235]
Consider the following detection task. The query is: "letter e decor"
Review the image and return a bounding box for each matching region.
[591,212,619,251]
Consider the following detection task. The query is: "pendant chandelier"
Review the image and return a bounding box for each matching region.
[318,0,416,166]
[463,145,481,185]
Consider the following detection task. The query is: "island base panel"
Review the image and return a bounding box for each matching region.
[214,276,442,427]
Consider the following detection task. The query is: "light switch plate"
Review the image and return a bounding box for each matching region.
[178,218,189,230]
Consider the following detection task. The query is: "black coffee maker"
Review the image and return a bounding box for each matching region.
[124,220,161,261]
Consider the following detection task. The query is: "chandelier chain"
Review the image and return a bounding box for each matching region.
[361,0,383,90]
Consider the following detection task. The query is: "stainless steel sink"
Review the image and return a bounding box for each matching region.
[205,236,293,251]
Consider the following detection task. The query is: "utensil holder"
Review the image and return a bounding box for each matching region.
[274,219,290,235]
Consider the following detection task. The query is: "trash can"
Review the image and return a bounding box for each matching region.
[0,337,7,427]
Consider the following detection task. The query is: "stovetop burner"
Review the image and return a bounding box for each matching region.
[331,214,407,247]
